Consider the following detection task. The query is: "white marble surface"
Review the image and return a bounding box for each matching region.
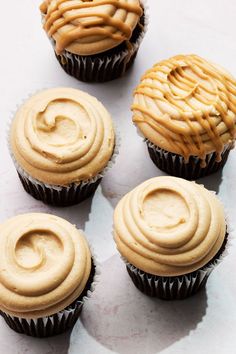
[0,0,236,353]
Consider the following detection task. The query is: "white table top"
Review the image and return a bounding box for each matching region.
[1,0,236,353]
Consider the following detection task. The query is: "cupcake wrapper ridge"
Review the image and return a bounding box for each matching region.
[55,48,138,83]
[17,171,102,207]
[126,263,211,300]
[146,140,231,180]
[1,301,83,338]
[124,233,228,300]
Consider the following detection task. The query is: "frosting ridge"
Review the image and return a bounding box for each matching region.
[132,54,236,166]
[114,176,226,276]
[0,213,92,318]
[40,0,143,55]
[10,87,115,185]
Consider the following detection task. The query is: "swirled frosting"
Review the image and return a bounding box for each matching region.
[10,87,115,186]
[0,213,92,318]
[114,176,226,276]
[40,0,143,55]
[132,54,236,166]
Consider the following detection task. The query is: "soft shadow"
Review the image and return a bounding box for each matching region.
[198,169,223,194]
[0,317,71,354]
[100,140,163,210]
[80,255,207,354]
[52,191,93,230]
[100,177,123,210]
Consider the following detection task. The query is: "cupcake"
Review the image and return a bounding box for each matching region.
[114,176,227,300]
[39,0,146,82]
[132,54,236,180]
[0,213,97,337]
[9,87,116,206]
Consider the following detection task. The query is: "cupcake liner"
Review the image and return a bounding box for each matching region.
[7,94,120,207]
[1,245,101,337]
[9,151,117,207]
[47,1,148,82]
[16,170,103,207]
[0,296,84,338]
[124,232,228,300]
[146,139,232,180]
[55,47,138,83]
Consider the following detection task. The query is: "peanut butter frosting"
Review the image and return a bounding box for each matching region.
[114,176,226,277]
[40,0,143,55]
[10,87,115,186]
[0,213,92,318]
[132,54,236,166]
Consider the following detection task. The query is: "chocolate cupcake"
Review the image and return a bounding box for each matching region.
[132,54,236,180]
[0,213,97,337]
[39,0,146,82]
[9,87,116,206]
[114,176,227,300]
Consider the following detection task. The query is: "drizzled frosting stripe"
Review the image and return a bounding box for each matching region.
[40,0,143,55]
[132,55,236,166]
[0,213,91,318]
[114,176,226,276]
[10,87,115,186]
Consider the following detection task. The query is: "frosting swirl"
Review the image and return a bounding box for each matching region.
[0,213,92,318]
[10,87,115,185]
[114,176,226,276]
[132,54,236,166]
[40,0,143,55]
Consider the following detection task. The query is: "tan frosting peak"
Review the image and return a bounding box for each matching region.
[0,213,91,318]
[132,54,236,166]
[114,176,226,276]
[40,0,143,55]
[10,87,115,186]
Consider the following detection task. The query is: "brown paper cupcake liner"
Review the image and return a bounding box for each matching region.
[0,298,84,338]
[51,3,148,83]
[11,141,118,206]
[0,255,100,337]
[55,47,139,83]
[17,171,102,207]
[125,233,228,300]
[146,140,231,180]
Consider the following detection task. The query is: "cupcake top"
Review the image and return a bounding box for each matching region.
[114,176,226,277]
[40,0,143,55]
[132,54,236,166]
[10,87,115,186]
[0,213,92,318]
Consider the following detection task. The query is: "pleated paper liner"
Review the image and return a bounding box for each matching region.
[125,233,228,300]
[0,288,85,338]
[1,245,101,338]
[146,140,232,180]
[17,169,103,207]
[51,1,148,83]
[10,148,117,207]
